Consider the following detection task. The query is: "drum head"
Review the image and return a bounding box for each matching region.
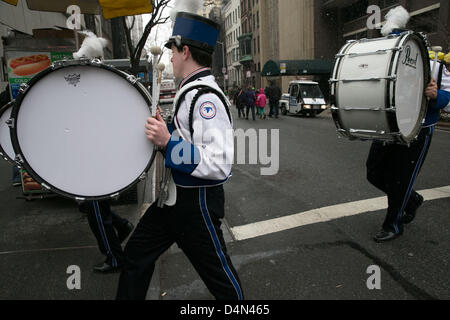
[395,35,428,140]
[11,63,154,199]
[0,102,15,163]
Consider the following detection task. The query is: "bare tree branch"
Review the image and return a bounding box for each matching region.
[121,0,171,75]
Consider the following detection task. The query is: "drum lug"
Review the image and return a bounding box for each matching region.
[19,83,29,94]
[6,118,14,128]
[139,173,147,181]
[91,58,102,65]
[14,154,24,164]
[40,183,51,191]
[110,192,120,200]
[75,197,86,202]
[126,75,138,85]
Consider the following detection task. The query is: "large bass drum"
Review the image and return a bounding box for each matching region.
[9,59,155,200]
[0,102,16,164]
[330,31,430,144]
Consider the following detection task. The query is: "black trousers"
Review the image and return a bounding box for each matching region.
[116,185,243,300]
[366,126,434,233]
[269,101,279,117]
[245,104,255,120]
[83,201,128,267]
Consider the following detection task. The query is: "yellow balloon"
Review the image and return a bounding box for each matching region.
[444,53,450,64]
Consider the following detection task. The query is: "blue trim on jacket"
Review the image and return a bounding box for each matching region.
[164,123,230,187]
[424,89,450,126]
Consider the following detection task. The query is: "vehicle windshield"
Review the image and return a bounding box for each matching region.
[299,85,324,99]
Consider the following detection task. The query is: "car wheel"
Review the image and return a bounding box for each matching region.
[280,105,287,115]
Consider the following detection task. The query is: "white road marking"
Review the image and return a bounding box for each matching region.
[230,186,450,241]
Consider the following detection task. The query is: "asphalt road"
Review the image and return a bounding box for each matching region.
[0,105,449,300]
[157,107,450,300]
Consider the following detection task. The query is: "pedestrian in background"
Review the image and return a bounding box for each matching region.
[234,86,245,118]
[244,86,256,121]
[266,81,282,118]
[255,88,267,120]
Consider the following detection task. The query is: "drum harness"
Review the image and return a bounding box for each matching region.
[156,81,232,207]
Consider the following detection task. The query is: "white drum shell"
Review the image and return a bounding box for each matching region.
[332,33,428,143]
[0,103,15,163]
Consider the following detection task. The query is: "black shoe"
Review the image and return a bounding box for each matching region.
[402,194,424,224]
[93,262,121,273]
[373,229,402,243]
[118,222,134,243]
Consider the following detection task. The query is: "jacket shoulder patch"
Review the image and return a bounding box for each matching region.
[199,101,216,119]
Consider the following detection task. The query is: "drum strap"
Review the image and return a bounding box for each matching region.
[437,62,444,90]
[172,84,232,138]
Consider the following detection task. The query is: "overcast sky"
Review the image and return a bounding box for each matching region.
[142,12,172,75]
[141,0,207,76]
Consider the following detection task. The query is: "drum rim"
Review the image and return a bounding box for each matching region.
[9,59,156,201]
[390,32,430,143]
[0,101,17,165]
[332,31,430,144]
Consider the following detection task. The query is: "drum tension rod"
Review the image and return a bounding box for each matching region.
[330,76,396,83]
[341,107,396,112]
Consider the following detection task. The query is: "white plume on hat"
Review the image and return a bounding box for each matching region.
[381,6,410,36]
[73,31,109,60]
[170,0,203,25]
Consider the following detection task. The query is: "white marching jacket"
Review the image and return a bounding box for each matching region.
[431,60,450,112]
[165,74,234,187]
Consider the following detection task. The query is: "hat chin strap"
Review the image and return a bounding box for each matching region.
[169,35,214,54]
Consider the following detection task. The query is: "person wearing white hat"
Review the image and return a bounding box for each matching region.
[368,53,450,242]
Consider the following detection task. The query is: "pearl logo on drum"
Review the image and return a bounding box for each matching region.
[64,73,81,87]
[358,64,369,70]
[402,45,418,69]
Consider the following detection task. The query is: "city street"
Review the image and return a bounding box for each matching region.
[0,106,449,300]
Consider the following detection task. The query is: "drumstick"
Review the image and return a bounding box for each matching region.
[150,46,162,117]
[430,46,442,80]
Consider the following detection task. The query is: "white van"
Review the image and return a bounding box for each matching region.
[280,80,327,117]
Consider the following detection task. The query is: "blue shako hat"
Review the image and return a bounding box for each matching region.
[165,12,220,54]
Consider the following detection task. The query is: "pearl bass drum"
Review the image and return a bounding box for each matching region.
[9,59,155,200]
[330,31,430,144]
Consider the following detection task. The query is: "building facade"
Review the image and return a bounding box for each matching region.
[235,0,449,95]
[222,0,242,89]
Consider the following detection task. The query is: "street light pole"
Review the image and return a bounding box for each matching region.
[217,41,226,93]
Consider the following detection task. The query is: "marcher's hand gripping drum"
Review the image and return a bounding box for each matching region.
[0,102,16,164]
[9,59,155,200]
[330,31,430,144]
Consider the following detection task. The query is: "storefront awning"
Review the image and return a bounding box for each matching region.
[262,59,334,77]
[1,0,153,19]
[322,0,360,9]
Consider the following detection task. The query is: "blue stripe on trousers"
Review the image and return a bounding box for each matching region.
[93,201,117,267]
[393,127,432,233]
[199,187,243,300]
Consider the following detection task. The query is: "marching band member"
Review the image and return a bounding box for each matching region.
[367,51,450,242]
[116,12,243,300]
